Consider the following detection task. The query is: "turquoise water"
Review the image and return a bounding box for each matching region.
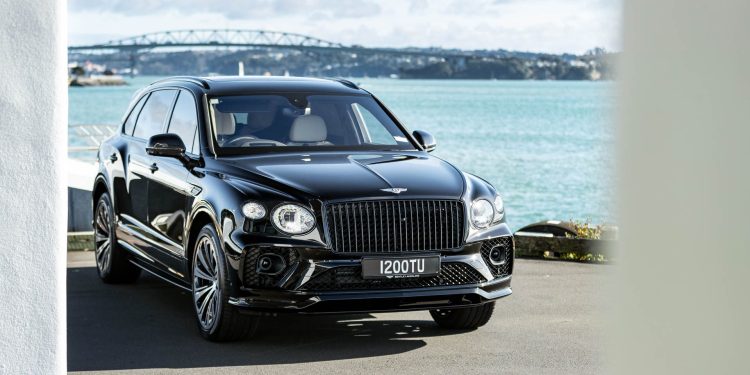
[69,77,615,230]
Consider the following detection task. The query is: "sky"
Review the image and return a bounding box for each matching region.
[68,0,621,54]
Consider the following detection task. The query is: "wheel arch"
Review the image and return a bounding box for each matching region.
[186,204,221,274]
[92,175,110,215]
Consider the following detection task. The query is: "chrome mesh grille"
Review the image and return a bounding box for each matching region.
[480,236,514,278]
[299,263,486,291]
[325,200,465,253]
[242,247,299,288]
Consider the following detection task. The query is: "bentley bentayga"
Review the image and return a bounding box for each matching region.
[93,76,514,341]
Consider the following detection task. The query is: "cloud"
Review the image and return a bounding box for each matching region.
[69,0,382,20]
[68,0,621,53]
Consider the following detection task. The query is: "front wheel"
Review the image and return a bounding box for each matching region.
[430,302,495,330]
[192,225,259,342]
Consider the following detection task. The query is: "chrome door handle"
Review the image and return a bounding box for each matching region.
[149,163,159,173]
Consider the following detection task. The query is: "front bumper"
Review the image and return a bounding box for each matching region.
[229,275,512,314]
[223,229,515,314]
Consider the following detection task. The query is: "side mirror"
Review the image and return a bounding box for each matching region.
[146,133,186,158]
[412,130,437,152]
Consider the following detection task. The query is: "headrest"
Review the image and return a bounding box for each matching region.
[246,111,275,131]
[289,115,327,142]
[214,111,236,136]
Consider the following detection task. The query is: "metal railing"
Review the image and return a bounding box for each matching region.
[68,124,117,161]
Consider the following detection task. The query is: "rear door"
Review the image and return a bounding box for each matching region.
[112,93,148,221]
[146,90,200,277]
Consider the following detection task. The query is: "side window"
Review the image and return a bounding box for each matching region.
[122,94,148,135]
[133,90,176,140]
[166,91,199,154]
[352,103,398,145]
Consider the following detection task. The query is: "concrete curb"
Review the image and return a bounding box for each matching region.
[68,231,94,251]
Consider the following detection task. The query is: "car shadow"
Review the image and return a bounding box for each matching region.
[67,266,461,371]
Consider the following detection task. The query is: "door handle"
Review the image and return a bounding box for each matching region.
[109,153,118,162]
[149,163,159,173]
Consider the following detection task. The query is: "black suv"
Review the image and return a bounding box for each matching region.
[93,76,513,341]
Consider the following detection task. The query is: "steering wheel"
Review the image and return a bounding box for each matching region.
[225,137,286,147]
[224,136,258,147]
[242,139,287,147]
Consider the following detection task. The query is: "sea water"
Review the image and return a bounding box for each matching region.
[69,77,615,229]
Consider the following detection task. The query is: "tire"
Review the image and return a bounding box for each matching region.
[94,192,141,283]
[429,302,495,330]
[192,224,259,342]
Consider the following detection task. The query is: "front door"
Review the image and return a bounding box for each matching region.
[120,89,178,273]
[146,90,200,279]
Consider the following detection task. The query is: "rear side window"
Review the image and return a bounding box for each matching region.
[133,90,177,140]
[166,91,199,154]
[122,94,148,135]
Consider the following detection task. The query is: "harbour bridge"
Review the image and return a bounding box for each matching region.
[68,29,478,74]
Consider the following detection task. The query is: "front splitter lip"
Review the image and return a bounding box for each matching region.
[228,276,512,314]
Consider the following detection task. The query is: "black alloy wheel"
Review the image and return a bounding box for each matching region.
[192,224,259,341]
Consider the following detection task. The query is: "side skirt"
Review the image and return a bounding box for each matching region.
[128,259,192,292]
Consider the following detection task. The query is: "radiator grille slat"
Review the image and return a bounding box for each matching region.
[326,200,465,253]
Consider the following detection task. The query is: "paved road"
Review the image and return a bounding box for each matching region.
[67,252,608,374]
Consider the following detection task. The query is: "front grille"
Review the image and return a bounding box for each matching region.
[325,200,465,253]
[480,236,514,278]
[300,262,486,291]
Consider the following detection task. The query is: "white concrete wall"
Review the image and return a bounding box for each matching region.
[614,0,750,373]
[0,0,66,373]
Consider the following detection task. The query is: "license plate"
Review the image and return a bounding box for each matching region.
[361,255,440,279]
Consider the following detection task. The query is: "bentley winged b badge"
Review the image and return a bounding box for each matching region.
[380,188,408,194]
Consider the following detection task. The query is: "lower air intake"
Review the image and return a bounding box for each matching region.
[300,262,486,291]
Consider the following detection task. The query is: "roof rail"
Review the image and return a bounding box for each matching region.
[326,77,359,89]
[149,76,210,89]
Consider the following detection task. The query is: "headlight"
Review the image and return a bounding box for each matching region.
[241,202,266,220]
[271,204,316,235]
[470,199,494,229]
[493,195,504,223]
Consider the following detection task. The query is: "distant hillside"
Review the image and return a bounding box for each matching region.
[70,47,616,80]
[400,52,615,80]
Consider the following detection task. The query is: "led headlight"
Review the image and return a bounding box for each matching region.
[271,204,316,235]
[493,195,504,223]
[242,202,266,220]
[471,199,494,229]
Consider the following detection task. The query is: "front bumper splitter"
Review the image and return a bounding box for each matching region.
[229,275,512,314]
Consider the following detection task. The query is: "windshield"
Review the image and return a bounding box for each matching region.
[209,94,416,152]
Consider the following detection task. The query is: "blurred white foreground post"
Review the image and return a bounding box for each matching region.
[0,0,66,372]
[615,0,750,373]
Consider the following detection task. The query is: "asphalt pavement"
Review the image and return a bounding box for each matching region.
[67,251,609,374]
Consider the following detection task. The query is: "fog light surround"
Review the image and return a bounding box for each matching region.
[256,253,286,275]
[488,245,507,266]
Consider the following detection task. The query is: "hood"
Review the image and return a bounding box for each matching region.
[224,152,465,201]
